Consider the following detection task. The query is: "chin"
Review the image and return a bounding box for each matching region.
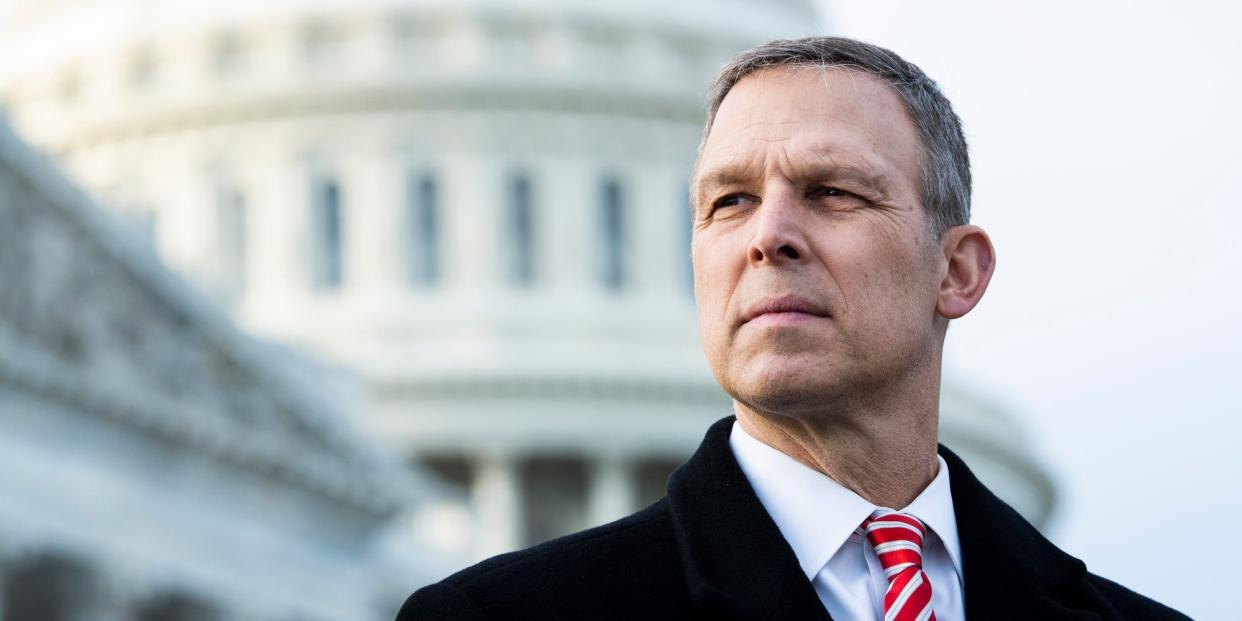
[724,360,845,416]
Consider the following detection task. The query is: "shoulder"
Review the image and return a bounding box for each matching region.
[395,499,692,621]
[1074,573,1192,621]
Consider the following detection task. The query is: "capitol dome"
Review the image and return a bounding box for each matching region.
[0,0,1054,560]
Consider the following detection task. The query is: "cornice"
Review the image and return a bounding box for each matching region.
[41,81,705,153]
[374,374,730,405]
[0,329,389,517]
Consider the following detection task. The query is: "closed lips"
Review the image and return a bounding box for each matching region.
[741,296,830,323]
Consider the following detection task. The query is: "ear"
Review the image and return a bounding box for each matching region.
[936,225,996,320]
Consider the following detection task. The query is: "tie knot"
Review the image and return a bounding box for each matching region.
[863,510,927,580]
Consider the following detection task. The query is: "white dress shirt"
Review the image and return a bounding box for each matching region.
[729,421,965,621]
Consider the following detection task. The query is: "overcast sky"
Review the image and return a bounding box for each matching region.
[820,1,1240,618]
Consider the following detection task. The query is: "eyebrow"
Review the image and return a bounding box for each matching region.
[695,151,895,202]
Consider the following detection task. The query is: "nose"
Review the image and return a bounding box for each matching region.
[747,190,807,266]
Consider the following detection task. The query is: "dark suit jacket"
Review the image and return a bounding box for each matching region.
[397,416,1189,620]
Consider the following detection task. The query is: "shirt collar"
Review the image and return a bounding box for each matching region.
[728,421,962,580]
[897,447,963,579]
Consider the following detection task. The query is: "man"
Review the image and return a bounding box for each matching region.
[397,37,1188,621]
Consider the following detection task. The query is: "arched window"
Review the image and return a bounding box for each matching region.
[312,177,343,289]
[600,177,625,290]
[408,173,440,286]
[507,174,536,286]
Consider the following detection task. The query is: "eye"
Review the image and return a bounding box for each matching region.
[808,186,868,208]
[809,186,848,199]
[713,193,756,209]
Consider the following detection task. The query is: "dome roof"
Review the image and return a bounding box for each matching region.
[0,0,819,74]
[0,0,819,152]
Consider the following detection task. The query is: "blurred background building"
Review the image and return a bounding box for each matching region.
[0,0,1056,619]
[0,117,451,619]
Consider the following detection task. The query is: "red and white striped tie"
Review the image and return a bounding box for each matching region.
[864,510,937,621]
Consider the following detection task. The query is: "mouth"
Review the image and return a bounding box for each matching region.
[740,295,831,326]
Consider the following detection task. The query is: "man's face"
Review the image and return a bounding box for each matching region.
[691,67,946,416]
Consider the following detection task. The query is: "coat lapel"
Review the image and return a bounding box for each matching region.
[666,416,1105,620]
[939,445,1102,620]
[666,416,833,621]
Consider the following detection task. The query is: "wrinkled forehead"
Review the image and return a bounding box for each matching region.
[693,66,923,197]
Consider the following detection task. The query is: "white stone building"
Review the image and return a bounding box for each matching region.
[0,0,1056,567]
[0,115,456,620]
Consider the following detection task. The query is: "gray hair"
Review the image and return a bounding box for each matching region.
[700,37,971,236]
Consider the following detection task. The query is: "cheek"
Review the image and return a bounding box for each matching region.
[835,241,937,334]
[691,236,740,347]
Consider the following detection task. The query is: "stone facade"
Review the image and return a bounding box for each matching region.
[0,118,453,620]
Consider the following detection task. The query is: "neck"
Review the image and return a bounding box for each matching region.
[733,366,942,509]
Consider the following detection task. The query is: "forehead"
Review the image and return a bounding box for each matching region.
[696,67,922,195]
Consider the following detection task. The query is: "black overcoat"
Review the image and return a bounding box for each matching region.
[397,416,1189,620]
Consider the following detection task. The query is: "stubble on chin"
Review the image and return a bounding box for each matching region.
[720,346,857,419]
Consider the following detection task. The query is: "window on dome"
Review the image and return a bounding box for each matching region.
[600,177,626,290]
[506,174,536,287]
[408,173,440,287]
[312,178,344,289]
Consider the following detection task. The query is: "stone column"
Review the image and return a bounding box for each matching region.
[472,450,524,558]
[631,162,687,298]
[442,152,503,294]
[587,454,637,527]
[246,148,313,305]
[152,143,215,290]
[535,155,590,293]
[341,149,403,300]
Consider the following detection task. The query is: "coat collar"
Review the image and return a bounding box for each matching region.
[938,445,1101,620]
[667,415,830,620]
[667,415,1102,621]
